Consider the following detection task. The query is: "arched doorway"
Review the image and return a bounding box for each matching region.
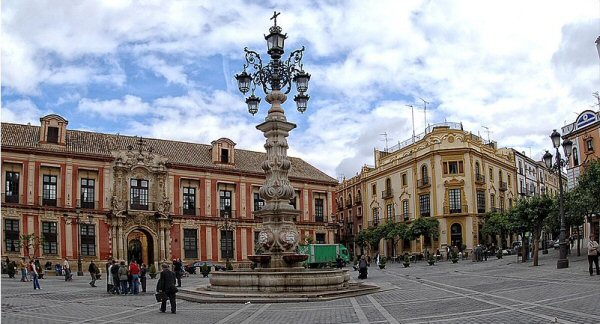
[127,229,154,266]
[450,223,463,249]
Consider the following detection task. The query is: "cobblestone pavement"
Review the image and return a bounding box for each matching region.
[2,250,600,323]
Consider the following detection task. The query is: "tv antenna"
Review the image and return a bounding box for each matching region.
[419,97,429,128]
[380,132,392,152]
[405,105,415,143]
[481,126,491,143]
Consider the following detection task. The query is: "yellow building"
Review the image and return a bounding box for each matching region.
[1,114,338,269]
[339,122,517,257]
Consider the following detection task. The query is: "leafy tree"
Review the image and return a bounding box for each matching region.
[481,211,512,249]
[575,159,600,214]
[409,217,439,251]
[381,221,409,257]
[547,190,588,255]
[356,226,384,256]
[512,195,554,266]
[19,233,44,258]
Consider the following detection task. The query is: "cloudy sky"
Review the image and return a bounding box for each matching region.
[2,0,599,179]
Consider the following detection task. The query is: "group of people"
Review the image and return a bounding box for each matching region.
[472,244,491,262]
[105,259,146,295]
[3,256,44,290]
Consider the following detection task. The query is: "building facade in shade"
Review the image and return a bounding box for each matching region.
[561,109,600,240]
[335,174,365,256]
[514,150,564,200]
[337,122,518,257]
[1,115,338,269]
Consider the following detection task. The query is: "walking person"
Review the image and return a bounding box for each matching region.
[173,259,183,287]
[140,263,147,293]
[19,257,28,282]
[358,255,368,279]
[63,258,72,281]
[88,260,99,287]
[30,260,41,290]
[587,235,600,276]
[156,263,178,314]
[6,257,16,278]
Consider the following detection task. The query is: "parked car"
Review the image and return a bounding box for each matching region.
[553,239,560,249]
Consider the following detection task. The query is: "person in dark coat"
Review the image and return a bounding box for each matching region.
[173,258,183,287]
[88,260,99,287]
[140,263,147,293]
[358,255,368,279]
[156,263,177,314]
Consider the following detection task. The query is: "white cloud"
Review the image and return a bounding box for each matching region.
[2,0,599,178]
[1,99,45,124]
[137,55,190,86]
[78,95,151,118]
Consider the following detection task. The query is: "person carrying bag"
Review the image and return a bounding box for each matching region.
[587,235,600,276]
[156,263,178,314]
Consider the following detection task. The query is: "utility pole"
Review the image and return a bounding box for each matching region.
[419,97,429,130]
[405,105,415,143]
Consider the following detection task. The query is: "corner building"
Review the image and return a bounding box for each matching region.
[1,114,338,268]
[562,109,600,240]
[342,123,517,256]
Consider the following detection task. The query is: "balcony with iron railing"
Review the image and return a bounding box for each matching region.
[76,199,99,210]
[38,196,64,208]
[381,189,394,199]
[417,177,431,188]
[354,196,362,205]
[368,219,380,227]
[178,206,197,216]
[499,181,508,191]
[443,204,469,214]
[475,174,486,184]
[420,210,431,217]
[2,193,23,204]
[220,209,236,218]
[403,213,412,221]
[315,215,326,223]
[346,200,353,208]
[477,206,486,214]
[128,200,156,211]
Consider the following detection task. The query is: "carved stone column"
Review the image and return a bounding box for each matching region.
[253,90,303,268]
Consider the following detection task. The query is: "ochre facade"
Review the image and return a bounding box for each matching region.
[338,123,518,257]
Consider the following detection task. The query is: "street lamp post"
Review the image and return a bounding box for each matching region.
[219,217,235,264]
[73,209,84,276]
[543,129,573,269]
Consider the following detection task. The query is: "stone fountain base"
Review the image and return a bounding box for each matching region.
[176,251,379,303]
[208,268,350,293]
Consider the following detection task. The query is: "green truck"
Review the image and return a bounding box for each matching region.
[298,244,350,268]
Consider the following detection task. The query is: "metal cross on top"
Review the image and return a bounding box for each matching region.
[270,11,280,26]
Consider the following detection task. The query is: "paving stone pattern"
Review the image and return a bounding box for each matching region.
[2,251,600,323]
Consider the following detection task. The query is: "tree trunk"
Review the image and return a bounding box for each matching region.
[533,230,540,266]
[577,227,581,256]
[521,232,527,263]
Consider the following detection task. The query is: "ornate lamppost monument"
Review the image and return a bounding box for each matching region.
[543,129,572,269]
[203,13,376,299]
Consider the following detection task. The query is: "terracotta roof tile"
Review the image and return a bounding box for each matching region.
[1,122,337,184]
